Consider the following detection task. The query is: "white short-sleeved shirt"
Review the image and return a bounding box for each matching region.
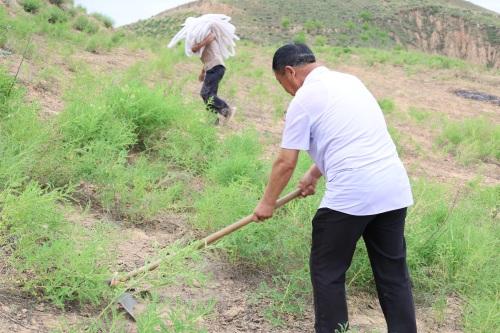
[281,66,413,216]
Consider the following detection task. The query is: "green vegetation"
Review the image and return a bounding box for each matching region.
[0,184,114,307]
[20,0,42,14]
[1,2,499,331]
[281,16,290,29]
[378,98,396,114]
[45,6,69,24]
[138,0,499,68]
[437,117,500,164]
[408,106,432,123]
[137,298,214,333]
[73,15,99,34]
[293,31,306,44]
[48,0,66,6]
[92,12,114,28]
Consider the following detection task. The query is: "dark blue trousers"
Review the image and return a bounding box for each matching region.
[200,65,229,116]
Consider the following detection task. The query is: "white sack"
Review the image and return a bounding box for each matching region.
[167,14,239,59]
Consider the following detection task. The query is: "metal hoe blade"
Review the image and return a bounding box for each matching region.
[117,293,139,321]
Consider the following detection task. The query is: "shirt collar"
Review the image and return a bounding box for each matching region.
[303,66,329,86]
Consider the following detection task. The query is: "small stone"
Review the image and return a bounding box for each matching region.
[223,306,244,321]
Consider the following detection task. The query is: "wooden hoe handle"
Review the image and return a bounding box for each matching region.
[111,188,302,285]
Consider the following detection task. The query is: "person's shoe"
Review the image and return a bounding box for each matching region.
[213,116,221,126]
[222,106,237,125]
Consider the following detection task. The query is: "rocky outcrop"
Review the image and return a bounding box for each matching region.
[388,7,499,68]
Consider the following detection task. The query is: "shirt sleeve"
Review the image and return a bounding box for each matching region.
[281,100,310,151]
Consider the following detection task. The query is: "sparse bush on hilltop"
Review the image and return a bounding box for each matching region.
[92,12,114,28]
[73,15,99,34]
[45,6,68,24]
[48,0,66,6]
[20,0,42,14]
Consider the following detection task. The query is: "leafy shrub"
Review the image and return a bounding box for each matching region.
[20,0,42,14]
[73,15,99,34]
[92,12,114,29]
[48,0,65,6]
[45,6,68,24]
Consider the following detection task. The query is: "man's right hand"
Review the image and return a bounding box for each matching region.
[198,71,205,82]
[299,170,319,197]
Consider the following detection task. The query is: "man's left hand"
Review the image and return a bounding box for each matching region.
[252,200,275,222]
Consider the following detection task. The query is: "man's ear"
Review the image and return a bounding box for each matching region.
[284,66,295,78]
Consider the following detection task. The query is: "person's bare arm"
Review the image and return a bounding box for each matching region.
[191,32,216,53]
[298,164,322,197]
[253,149,299,221]
[198,68,205,82]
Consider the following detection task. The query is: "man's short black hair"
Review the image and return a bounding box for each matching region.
[272,43,316,73]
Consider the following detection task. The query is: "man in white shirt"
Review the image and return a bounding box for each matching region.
[252,43,417,333]
[191,31,235,124]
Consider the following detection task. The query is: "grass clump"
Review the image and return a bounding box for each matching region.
[0,183,113,308]
[378,98,396,114]
[437,117,499,164]
[136,297,213,333]
[206,130,265,185]
[408,106,431,123]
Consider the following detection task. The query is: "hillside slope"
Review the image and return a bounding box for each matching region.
[128,0,500,68]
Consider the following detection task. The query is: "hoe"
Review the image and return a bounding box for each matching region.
[109,188,302,320]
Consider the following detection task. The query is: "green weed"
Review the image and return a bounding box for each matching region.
[408,106,432,123]
[135,293,213,333]
[0,183,114,308]
[437,117,499,164]
[207,131,265,185]
[293,32,307,44]
[378,98,396,114]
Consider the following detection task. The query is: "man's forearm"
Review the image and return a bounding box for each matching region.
[261,158,296,206]
[308,164,322,179]
[192,33,215,52]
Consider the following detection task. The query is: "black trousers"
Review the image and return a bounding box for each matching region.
[200,65,229,116]
[310,208,417,333]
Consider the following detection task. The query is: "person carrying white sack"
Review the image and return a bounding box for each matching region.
[168,14,238,125]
